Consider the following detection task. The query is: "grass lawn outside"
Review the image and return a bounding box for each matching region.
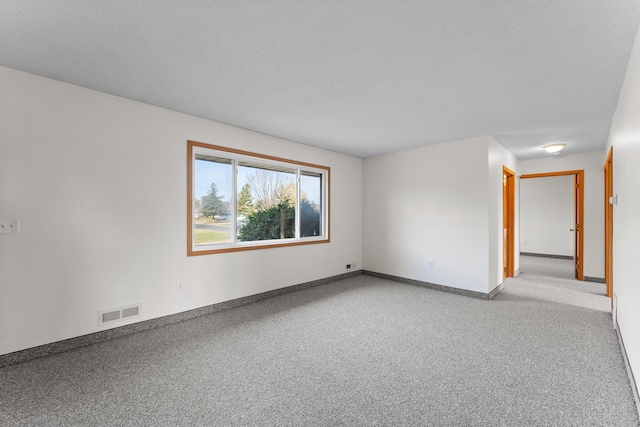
[194,228,231,244]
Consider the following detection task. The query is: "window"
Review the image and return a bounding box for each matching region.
[187,140,330,255]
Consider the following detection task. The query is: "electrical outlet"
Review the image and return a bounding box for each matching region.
[0,219,20,234]
[428,261,435,269]
[345,263,356,271]
[346,264,352,270]
[176,282,184,292]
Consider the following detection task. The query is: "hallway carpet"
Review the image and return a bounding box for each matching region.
[1,258,638,426]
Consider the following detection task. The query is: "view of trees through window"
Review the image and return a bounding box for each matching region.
[193,153,323,247]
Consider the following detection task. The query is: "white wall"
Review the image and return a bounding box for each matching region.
[363,135,515,295]
[0,67,363,355]
[605,23,640,402]
[519,151,605,278]
[488,138,519,288]
[520,175,574,257]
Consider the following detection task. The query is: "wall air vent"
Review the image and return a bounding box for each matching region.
[101,310,121,323]
[122,305,139,318]
[98,304,141,326]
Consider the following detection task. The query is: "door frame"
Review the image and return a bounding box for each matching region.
[520,170,585,281]
[604,148,613,298]
[503,166,516,279]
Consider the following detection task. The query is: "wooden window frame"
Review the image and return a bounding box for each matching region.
[187,140,330,256]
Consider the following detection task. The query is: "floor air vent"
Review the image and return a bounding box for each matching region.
[98,304,141,326]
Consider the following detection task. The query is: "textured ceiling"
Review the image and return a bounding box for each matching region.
[1,1,639,159]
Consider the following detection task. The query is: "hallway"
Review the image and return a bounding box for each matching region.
[514,255,609,312]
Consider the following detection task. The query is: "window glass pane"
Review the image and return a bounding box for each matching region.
[188,141,329,255]
[237,163,296,241]
[300,171,322,237]
[194,155,233,245]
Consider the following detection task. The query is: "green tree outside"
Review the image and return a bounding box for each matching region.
[201,182,226,219]
[237,183,255,217]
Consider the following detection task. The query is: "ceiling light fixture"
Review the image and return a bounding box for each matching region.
[543,143,565,154]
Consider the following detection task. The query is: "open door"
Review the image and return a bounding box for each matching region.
[604,148,613,298]
[520,170,584,280]
[503,167,515,280]
[574,171,585,280]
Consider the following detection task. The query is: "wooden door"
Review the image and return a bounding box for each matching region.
[503,167,515,280]
[604,148,613,298]
[503,173,507,280]
[574,171,585,280]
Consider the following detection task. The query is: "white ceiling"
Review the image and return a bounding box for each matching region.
[1,1,639,159]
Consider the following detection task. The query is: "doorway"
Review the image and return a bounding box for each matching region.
[520,170,584,281]
[503,166,515,280]
[604,148,613,298]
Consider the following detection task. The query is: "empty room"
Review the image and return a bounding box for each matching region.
[1,2,640,425]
